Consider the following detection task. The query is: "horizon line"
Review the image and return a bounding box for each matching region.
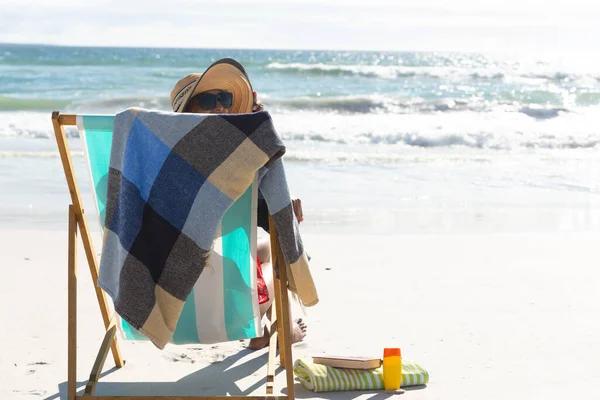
[0,41,504,56]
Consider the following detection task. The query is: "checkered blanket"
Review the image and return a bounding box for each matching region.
[98,108,318,349]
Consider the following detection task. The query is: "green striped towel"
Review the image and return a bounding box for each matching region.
[293,358,429,392]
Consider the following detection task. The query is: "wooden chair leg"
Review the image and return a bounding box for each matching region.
[268,218,286,367]
[265,302,278,395]
[68,205,78,400]
[273,275,286,366]
[84,319,117,395]
[53,112,124,369]
[77,214,125,369]
[275,244,295,400]
[268,216,295,400]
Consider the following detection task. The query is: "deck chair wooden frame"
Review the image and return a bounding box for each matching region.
[52,111,296,400]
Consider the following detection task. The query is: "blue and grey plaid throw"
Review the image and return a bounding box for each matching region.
[97,108,318,349]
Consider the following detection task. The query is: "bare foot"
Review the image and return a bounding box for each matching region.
[247,318,307,350]
[248,326,269,350]
[292,318,307,344]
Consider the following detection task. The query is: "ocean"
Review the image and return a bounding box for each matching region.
[1,44,599,233]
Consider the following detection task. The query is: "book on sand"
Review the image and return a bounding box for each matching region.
[312,356,382,370]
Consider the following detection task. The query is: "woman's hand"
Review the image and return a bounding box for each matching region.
[292,198,304,223]
[252,91,265,112]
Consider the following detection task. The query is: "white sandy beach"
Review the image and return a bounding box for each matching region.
[2,15,600,400]
[2,229,599,399]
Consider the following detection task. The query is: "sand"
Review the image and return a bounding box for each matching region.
[2,229,600,399]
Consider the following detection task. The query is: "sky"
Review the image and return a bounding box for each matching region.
[0,0,598,53]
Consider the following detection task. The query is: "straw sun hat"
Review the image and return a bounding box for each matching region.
[170,58,254,114]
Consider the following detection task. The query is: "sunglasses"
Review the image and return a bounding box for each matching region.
[188,91,233,110]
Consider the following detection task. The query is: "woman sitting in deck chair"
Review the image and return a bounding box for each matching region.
[170,58,307,350]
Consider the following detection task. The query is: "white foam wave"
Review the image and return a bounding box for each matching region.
[2,108,599,153]
[266,95,574,118]
[267,95,486,114]
[267,62,501,80]
[266,62,414,79]
[266,62,598,84]
[0,112,79,139]
[273,110,600,150]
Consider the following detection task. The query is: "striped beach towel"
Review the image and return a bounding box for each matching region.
[293,358,429,392]
[77,113,264,347]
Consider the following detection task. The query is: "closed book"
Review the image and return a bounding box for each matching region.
[312,356,382,370]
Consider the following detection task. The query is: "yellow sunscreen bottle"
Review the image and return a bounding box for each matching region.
[383,348,402,391]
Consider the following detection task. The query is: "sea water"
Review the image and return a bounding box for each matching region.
[1,44,599,233]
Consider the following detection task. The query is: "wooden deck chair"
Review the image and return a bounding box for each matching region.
[51,111,296,400]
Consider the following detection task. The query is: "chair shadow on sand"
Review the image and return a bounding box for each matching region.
[45,347,279,399]
[44,346,427,399]
[45,345,427,399]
